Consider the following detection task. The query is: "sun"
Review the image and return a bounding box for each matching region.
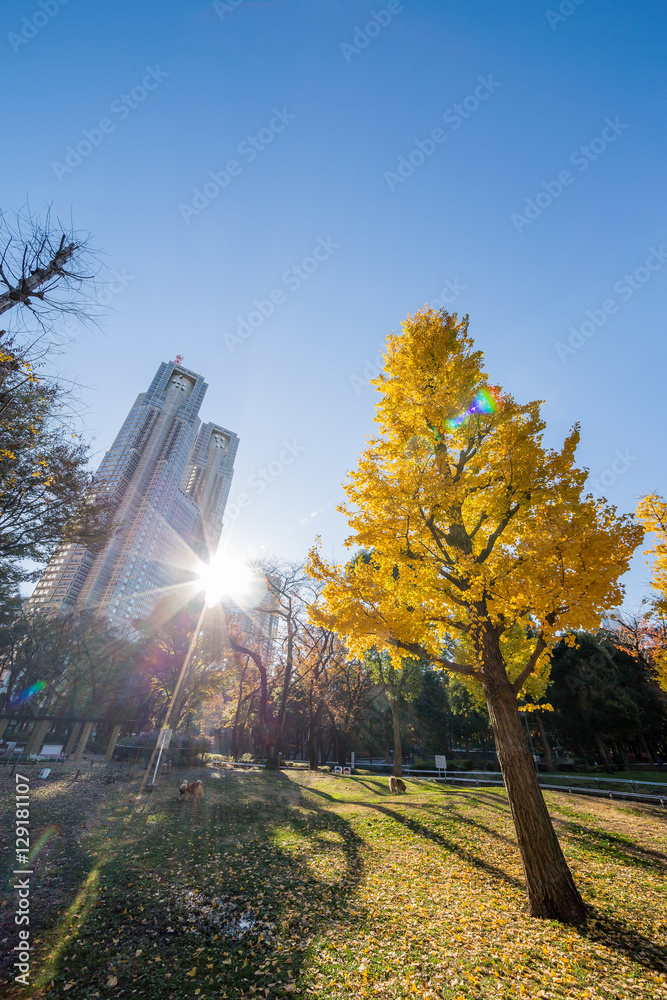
[197,554,264,608]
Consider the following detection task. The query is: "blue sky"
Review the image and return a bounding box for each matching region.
[3,0,666,610]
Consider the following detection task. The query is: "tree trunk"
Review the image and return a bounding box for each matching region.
[638,731,653,764]
[482,650,586,925]
[306,690,323,771]
[389,696,403,777]
[266,620,296,771]
[594,732,613,771]
[306,732,318,770]
[230,641,268,755]
[536,714,555,772]
[231,661,248,759]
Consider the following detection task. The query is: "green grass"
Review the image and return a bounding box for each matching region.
[601,770,667,784]
[537,771,667,793]
[1,764,666,999]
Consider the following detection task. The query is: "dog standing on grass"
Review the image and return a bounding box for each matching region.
[389,775,407,794]
[179,779,203,802]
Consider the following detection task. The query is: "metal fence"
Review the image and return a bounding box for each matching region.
[395,768,667,806]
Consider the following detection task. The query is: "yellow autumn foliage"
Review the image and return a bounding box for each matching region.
[308,309,643,695]
[636,494,667,619]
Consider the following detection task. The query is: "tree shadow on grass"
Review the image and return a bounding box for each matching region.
[298,784,335,802]
[578,909,667,974]
[343,798,524,890]
[424,786,513,818]
[351,779,387,796]
[21,769,367,1000]
[557,820,667,872]
[435,807,521,850]
[0,768,139,989]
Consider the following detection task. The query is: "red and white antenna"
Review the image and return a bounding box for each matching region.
[175,355,184,365]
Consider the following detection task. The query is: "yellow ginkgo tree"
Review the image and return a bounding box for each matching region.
[635,494,667,690]
[308,309,642,925]
[636,494,667,618]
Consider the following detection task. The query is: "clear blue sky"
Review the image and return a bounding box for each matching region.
[4,0,666,611]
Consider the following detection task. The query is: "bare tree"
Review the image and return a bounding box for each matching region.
[0,205,98,337]
[0,207,107,596]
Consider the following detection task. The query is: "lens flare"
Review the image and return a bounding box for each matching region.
[10,680,46,707]
[197,555,265,608]
[446,388,497,431]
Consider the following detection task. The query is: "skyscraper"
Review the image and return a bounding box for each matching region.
[28,361,239,624]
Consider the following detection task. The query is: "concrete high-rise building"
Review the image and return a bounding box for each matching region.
[28,360,239,624]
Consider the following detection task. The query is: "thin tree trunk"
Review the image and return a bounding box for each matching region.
[389,696,403,777]
[536,714,555,772]
[266,618,296,771]
[307,697,324,771]
[231,660,248,759]
[594,732,613,771]
[336,729,347,768]
[482,644,586,925]
[230,641,268,755]
[638,731,653,764]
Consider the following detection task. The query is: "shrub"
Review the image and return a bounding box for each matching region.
[411,757,434,770]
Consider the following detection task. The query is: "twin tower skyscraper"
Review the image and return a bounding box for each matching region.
[29,361,239,625]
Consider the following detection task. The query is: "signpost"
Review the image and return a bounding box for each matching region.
[150,728,173,786]
[435,754,447,778]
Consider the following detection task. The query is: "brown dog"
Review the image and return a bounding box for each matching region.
[179,779,203,802]
[389,775,407,794]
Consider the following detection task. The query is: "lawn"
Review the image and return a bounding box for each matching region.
[1,763,666,999]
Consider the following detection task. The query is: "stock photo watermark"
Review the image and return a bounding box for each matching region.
[349,276,467,394]
[223,440,307,526]
[511,117,628,233]
[223,236,339,353]
[13,773,32,986]
[589,449,638,495]
[340,0,411,63]
[179,108,296,224]
[8,0,71,53]
[59,267,135,336]
[384,75,501,192]
[213,0,244,21]
[555,244,666,362]
[51,66,169,181]
[545,0,588,31]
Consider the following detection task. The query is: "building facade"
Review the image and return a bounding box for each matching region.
[28,360,239,625]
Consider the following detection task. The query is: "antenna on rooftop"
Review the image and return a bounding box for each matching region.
[175,355,184,365]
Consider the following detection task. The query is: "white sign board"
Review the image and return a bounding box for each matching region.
[38,768,51,779]
[158,728,173,749]
[435,755,447,770]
